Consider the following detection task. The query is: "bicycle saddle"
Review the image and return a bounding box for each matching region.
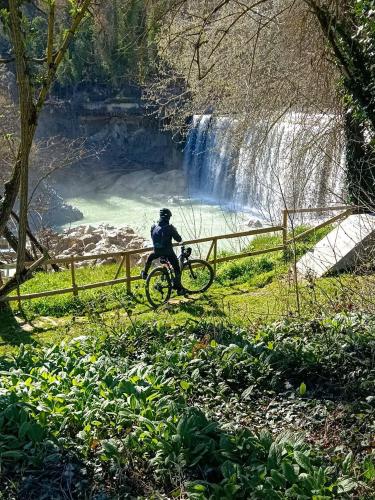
[159,256,169,265]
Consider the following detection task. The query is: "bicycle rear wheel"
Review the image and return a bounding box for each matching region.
[181,259,214,293]
[145,267,172,308]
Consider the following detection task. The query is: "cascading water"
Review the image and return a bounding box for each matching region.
[184,113,345,220]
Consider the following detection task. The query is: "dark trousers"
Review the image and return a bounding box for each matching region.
[144,248,181,286]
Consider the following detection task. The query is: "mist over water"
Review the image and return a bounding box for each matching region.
[62,165,258,252]
[64,193,251,242]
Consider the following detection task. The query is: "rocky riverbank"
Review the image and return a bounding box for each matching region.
[41,224,148,267]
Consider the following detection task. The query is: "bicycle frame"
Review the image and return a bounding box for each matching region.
[145,245,214,307]
[159,245,190,275]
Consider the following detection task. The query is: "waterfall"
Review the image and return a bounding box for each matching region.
[184,113,345,220]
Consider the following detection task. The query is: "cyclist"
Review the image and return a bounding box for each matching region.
[141,208,186,295]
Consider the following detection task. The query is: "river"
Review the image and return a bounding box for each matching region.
[64,193,262,253]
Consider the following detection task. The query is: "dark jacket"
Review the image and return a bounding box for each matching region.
[151,218,182,250]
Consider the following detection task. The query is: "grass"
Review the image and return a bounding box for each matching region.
[6,224,331,315]
[2,223,364,356]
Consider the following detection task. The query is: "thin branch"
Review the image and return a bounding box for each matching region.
[36,0,93,112]
[46,1,56,68]
[0,57,14,64]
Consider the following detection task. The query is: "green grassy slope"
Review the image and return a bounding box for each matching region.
[2,224,363,352]
[0,227,323,351]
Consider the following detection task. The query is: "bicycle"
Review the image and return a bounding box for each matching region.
[145,245,214,308]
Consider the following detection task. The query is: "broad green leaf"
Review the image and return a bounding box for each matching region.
[191,483,206,492]
[18,421,31,440]
[101,440,119,456]
[342,451,353,473]
[271,468,286,487]
[28,423,44,442]
[294,451,311,471]
[363,457,375,480]
[299,382,307,396]
[282,461,297,482]
[180,380,190,391]
[221,460,236,478]
[1,450,25,460]
[337,477,357,493]
[24,377,33,387]
[242,385,254,399]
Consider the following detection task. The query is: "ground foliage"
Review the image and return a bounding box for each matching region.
[0,313,374,498]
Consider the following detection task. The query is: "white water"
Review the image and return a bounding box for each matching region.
[184,113,345,220]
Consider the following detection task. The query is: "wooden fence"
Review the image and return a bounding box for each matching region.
[0,205,353,303]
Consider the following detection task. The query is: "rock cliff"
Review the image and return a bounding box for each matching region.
[38,90,183,173]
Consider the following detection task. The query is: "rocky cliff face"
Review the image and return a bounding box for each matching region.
[1,75,185,228]
[38,90,183,172]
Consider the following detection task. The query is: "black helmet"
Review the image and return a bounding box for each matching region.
[160,208,172,218]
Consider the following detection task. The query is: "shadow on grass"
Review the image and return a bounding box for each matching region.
[0,305,53,348]
[165,294,227,318]
[0,307,36,347]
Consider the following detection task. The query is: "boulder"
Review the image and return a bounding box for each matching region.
[38,224,147,268]
[84,225,96,234]
[84,243,97,253]
[296,214,375,279]
[247,219,263,228]
[79,235,100,246]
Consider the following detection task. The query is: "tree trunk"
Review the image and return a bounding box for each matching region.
[8,0,37,278]
[3,225,34,262]
[0,0,93,302]
[0,162,22,241]
[345,111,375,211]
[0,253,48,300]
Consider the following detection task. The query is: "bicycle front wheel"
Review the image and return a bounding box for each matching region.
[181,259,214,293]
[146,267,172,308]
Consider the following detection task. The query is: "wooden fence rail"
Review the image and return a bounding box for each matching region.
[0,205,353,303]
[282,205,353,246]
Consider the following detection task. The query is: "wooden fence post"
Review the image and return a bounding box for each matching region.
[17,284,22,311]
[206,239,215,261]
[70,258,78,297]
[282,209,288,249]
[125,253,131,294]
[114,254,126,280]
[213,238,217,275]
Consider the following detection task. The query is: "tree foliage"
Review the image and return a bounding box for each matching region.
[307,0,375,207]
[147,0,375,209]
[0,0,159,92]
[0,0,94,301]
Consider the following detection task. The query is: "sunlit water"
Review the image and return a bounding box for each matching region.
[64,194,262,253]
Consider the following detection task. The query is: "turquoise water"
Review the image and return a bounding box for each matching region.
[64,194,259,253]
